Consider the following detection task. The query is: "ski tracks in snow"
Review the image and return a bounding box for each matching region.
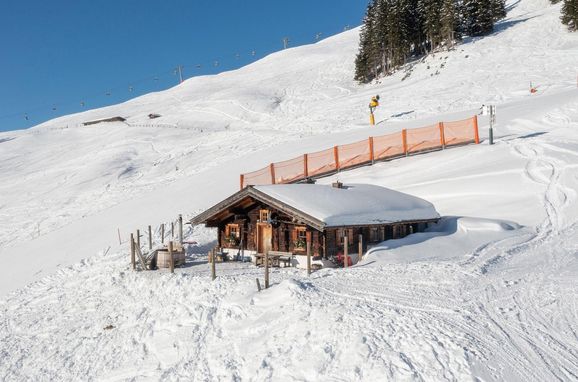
[453,121,578,379]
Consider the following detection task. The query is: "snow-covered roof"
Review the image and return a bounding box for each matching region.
[254,184,439,227]
[191,183,439,230]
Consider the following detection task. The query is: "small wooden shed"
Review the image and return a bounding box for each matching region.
[190,183,440,262]
[83,116,126,126]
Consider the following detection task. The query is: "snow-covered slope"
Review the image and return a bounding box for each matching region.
[1,0,578,380]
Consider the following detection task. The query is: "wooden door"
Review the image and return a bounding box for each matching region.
[257,223,272,254]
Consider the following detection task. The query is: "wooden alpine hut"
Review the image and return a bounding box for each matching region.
[190,182,440,267]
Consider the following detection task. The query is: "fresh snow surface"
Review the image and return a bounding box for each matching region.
[254,183,440,226]
[1,0,578,380]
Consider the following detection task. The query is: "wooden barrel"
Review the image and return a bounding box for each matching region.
[156,249,185,268]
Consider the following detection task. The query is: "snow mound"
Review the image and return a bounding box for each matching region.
[364,216,526,263]
[457,216,521,232]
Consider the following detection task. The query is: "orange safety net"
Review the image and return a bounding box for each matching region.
[406,124,442,154]
[273,156,306,184]
[240,116,479,189]
[338,139,371,170]
[443,117,475,147]
[242,165,272,188]
[307,147,337,177]
[373,131,405,160]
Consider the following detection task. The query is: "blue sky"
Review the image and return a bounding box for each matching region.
[0,0,366,132]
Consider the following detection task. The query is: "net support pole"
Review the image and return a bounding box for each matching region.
[269,163,276,184]
[473,115,480,144]
[439,122,446,149]
[402,129,408,156]
[369,137,375,164]
[334,146,340,171]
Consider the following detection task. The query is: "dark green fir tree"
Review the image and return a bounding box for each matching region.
[463,0,494,36]
[490,0,507,22]
[561,0,578,30]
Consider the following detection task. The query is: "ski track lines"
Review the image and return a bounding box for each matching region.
[1,241,577,380]
[459,134,578,379]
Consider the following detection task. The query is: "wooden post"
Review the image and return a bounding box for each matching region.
[161,223,165,244]
[369,137,375,163]
[264,250,270,289]
[211,249,216,280]
[439,122,446,149]
[256,278,262,292]
[148,225,152,250]
[303,154,309,178]
[270,163,276,184]
[343,235,349,268]
[322,234,327,259]
[178,214,183,245]
[130,233,135,270]
[136,229,141,250]
[358,234,363,262]
[473,115,480,144]
[240,174,245,190]
[334,146,340,171]
[306,236,312,276]
[240,223,245,262]
[117,228,122,245]
[381,226,385,241]
[169,241,174,273]
[402,129,408,156]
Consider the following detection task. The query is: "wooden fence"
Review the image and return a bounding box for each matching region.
[240,116,479,189]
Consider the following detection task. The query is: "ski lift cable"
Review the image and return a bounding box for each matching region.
[1,24,357,122]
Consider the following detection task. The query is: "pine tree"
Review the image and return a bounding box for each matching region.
[440,0,459,47]
[490,0,507,21]
[354,28,372,82]
[418,0,443,52]
[561,0,578,31]
[375,0,392,75]
[401,0,423,56]
[354,0,501,82]
[386,0,411,68]
[463,0,494,36]
[355,1,379,82]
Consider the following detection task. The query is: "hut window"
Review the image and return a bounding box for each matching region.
[226,224,239,238]
[259,209,269,222]
[292,226,307,249]
[224,223,240,247]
